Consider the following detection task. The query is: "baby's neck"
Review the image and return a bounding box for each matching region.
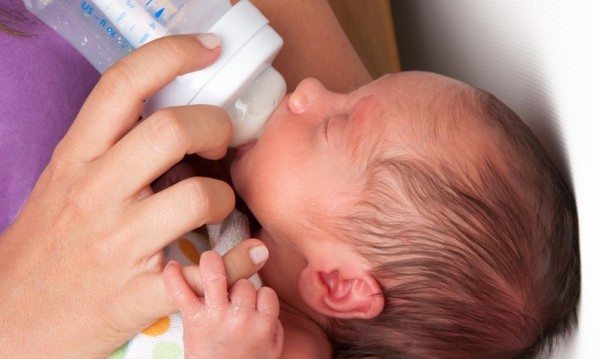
[278,301,332,358]
[255,228,333,356]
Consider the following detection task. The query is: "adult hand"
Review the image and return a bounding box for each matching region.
[0,34,262,357]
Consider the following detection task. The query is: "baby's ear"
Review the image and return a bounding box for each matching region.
[298,266,384,319]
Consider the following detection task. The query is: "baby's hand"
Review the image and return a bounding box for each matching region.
[163,251,284,359]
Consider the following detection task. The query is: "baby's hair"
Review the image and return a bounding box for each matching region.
[328,89,579,358]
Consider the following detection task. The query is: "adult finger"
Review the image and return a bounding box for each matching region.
[162,261,203,316]
[229,279,257,309]
[62,34,221,162]
[97,105,231,199]
[222,239,269,287]
[125,177,235,256]
[115,270,188,329]
[134,241,269,319]
[199,251,229,308]
[181,239,269,295]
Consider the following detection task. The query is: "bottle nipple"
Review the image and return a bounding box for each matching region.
[226,67,287,147]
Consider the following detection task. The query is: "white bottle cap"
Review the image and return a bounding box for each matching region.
[143,0,285,146]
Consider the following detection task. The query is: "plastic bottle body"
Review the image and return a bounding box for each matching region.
[24,0,286,146]
[24,0,230,72]
[24,0,132,72]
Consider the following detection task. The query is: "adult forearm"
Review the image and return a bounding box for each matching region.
[247,0,372,93]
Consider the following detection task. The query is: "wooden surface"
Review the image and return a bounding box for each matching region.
[328,0,401,78]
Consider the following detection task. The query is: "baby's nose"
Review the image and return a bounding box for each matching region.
[288,78,345,115]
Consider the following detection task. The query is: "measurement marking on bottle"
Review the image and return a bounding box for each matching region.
[145,0,178,24]
[80,0,121,41]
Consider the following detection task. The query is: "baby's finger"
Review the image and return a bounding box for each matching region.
[228,279,257,309]
[175,240,269,297]
[162,261,203,315]
[256,287,280,319]
[200,251,229,308]
[271,319,284,358]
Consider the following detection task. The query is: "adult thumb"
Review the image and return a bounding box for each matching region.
[183,238,269,295]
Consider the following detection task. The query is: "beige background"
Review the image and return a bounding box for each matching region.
[328,0,400,78]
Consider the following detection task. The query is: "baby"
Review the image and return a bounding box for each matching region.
[164,71,580,358]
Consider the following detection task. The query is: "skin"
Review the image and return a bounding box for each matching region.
[231,72,467,334]
[0,0,373,356]
[0,35,267,357]
[171,72,470,358]
[159,1,380,356]
[164,252,284,359]
[240,0,372,92]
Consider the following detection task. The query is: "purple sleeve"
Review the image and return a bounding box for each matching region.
[0,0,100,231]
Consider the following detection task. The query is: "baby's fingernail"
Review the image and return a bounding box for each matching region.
[196,33,221,50]
[249,246,269,265]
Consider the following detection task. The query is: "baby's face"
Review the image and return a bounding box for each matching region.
[231,72,465,233]
[232,76,378,234]
[230,72,467,304]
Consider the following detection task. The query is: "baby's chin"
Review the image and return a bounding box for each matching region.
[229,159,247,200]
[230,147,261,218]
[229,136,256,190]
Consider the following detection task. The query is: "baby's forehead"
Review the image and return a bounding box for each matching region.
[351,73,498,166]
[361,72,472,120]
[348,74,454,143]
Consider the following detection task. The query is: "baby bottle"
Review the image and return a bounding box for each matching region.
[24,0,286,146]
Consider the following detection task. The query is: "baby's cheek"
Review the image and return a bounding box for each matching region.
[247,178,298,233]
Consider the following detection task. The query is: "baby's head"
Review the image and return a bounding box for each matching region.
[230,72,579,358]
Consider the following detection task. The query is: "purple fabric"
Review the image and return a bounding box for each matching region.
[0,0,100,231]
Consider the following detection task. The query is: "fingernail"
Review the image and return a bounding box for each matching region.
[249,246,269,265]
[196,33,221,50]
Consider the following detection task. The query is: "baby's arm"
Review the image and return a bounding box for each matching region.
[163,251,283,359]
